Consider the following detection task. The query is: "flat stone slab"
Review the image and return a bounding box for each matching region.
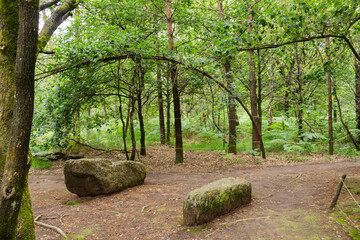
[183,177,251,225]
[64,159,146,197]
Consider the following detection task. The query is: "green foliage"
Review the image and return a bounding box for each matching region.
[31,157,52,170]
[62,201,80,206]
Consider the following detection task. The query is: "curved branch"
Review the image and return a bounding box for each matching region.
[237,34,360,61]
[38,0,78,52]
[35,53,267,158]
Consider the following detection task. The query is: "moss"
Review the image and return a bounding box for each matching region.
[183,178,251,225]
[63,201,80,206]
[0,1,19,57]
[16,176,35,240]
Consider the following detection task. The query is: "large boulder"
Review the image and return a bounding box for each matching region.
[64,159,146,197]
[183,177,251,226]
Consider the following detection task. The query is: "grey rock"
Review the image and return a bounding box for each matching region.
[183,177,251,225]
[64,159,146,197]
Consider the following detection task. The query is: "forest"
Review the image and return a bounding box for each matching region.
[1,0,360,239]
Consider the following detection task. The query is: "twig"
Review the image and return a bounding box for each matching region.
[59,214,69,225]
[35,220,68,239]
[141,205,149,212]
[34,215,41,221]
[221,216,270,225]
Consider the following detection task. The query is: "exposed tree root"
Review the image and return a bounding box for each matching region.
[34,215,67,239]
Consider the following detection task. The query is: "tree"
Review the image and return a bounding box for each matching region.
[0,1,39,239]
[0,1,78,238]
[165,0,183,163]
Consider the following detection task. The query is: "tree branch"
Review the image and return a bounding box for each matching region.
[237,34,360,61]
[38,0,78,52]
[39,0,60,11]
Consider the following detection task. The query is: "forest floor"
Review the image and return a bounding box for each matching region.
[29,145,360,240]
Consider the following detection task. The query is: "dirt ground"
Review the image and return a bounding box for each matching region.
[29,145,360,239]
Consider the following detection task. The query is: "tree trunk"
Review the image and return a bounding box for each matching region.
[0,1,38,239]
[268,61,275,129]
[218,0,237,154]
[166,88,171,144]
[0,1,18,173]
[0,2,36,239]
[249,50,260,150]
[165,0,183,163]
[137,63,146,156]
[247,7,260,150]
[296,44,304,139]
[118,94,129,160]
[130,98,136,161]
[225,61,237,154]
[326,37,334,155]
[156,41,166,144]
[355,54,360,143]
[257,49,262,133]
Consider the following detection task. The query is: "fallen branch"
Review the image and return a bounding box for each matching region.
[35,219,68,239]
[70,139,128,153]
[221,216,270,225]
[330,174,347,209]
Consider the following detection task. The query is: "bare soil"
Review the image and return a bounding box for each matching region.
[29,145,360,239]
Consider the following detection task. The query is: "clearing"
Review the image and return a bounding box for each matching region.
[30,145,360,239]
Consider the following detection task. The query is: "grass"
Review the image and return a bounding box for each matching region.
[62,201,81,206]
[331,178,360,240]
[31,157,52,169]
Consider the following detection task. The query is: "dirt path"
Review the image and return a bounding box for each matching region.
[29,147,360,239]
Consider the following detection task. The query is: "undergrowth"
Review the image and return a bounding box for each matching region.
[31,157,52,169]
[30,115,360,158]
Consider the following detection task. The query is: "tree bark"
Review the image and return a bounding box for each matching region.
[38,0,78,52]
[295,44,304,139]
[137,63,146,156]
[268,61,275,129]
[0,1,38,239]
[0,0,18,173]
[166,88,171,144]
[326,37,334,155]
[247,6,260,150]
[257,49,262,133]
[218,0,237,154]
[165,0,183,163]
[0,2,36,239]
[355,54,360,143]
[129,99,136,161]
[156,44,166,144]
[225,61,237,154]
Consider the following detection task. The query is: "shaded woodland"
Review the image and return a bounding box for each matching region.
[2,0,360,239]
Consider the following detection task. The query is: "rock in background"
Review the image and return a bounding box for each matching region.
[64,159,146,197]
[183,177,251,225]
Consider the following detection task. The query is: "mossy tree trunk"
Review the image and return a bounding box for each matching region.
[0,1,36,239]
[0,1,38,239]
[0,1,78,239]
